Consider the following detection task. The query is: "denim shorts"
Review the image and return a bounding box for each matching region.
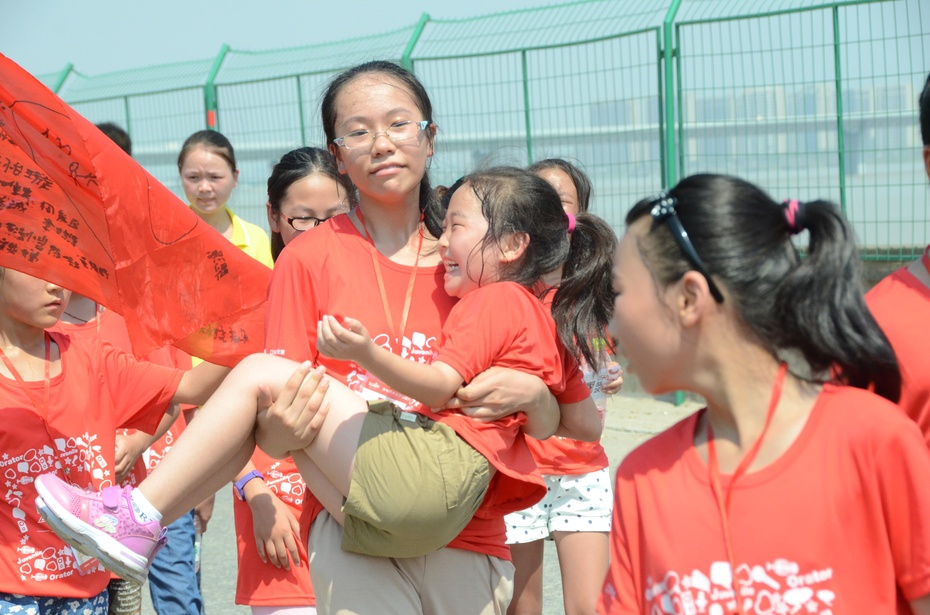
[0,589,108,615]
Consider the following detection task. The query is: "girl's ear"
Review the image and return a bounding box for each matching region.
[232,168,240,187]
[329,144,348,175]
[426,123,437,159]
[676,270,716,326]
[499,231,530,263]
[266,202,279,232]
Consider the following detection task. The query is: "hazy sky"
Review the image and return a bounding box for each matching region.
[4,0,567,77]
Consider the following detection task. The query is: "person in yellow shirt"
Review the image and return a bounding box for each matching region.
[178,130,273,268]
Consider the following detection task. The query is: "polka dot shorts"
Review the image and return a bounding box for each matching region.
[504,468,612,544]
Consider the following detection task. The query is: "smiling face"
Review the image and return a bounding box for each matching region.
[329,74,433,207]
[438,185,504,298]
[180,146,239,217]
[268,173,349,246]
[609,219,683,394]
[0,268,70,331]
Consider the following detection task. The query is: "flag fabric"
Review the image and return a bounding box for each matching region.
[0,54,270,366]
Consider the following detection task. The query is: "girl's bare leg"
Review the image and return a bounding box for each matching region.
[508,541,545,615]
[291,450,347,525]
[138,355,322,523]
[553,531,609,615]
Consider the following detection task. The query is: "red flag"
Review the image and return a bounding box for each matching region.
[0,54,270,366]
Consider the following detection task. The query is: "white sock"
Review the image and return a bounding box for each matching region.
[129,489,163,525]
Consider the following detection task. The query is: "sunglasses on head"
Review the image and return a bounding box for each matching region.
[649,193,724,303]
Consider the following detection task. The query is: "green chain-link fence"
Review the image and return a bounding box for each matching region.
[43,0,929,257]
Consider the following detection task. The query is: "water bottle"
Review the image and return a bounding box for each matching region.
[193,530,202,573]
[193,515,203,574]
[582,338,612,430]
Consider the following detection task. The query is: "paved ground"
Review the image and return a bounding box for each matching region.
[140,392,703,615]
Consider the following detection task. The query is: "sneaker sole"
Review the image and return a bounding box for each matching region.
[34,490,150,585]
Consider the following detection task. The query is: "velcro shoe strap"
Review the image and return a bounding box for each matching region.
[101,486,123,511]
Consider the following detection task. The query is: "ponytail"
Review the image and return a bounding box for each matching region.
[773,199,900,401]
[627,174,900,401]
[552,213,618,369]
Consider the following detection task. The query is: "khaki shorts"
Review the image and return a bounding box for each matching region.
[341,401,491,558]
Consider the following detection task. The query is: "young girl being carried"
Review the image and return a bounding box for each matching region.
[34,166,613,585]
[599,174,930,614]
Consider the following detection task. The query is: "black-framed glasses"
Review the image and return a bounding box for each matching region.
[650,193,725,303]
[286,215,334,232]
[333,120,430,150]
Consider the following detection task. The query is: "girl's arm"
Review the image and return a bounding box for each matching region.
[446,367,561,440]
[114,405,181,481]
[171,361,231,406]
[317,315,463,408]
[448,368,601,442]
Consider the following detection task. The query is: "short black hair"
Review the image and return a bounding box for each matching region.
[95,122,131,156]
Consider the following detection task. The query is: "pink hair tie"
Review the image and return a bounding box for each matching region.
[566,213,576,233]
[783,199,802,235]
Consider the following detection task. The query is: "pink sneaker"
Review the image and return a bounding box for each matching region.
[34,473,167,584]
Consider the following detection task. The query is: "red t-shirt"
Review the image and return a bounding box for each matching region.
[598,384,930,614]
[0,331,183,598]
[425,281,590,517]
[525,289,608,475]
[233,449,314,606]
[268,217,589,560]
[866,249,930,447]
[52,309,191,487]
[264,215,469,549]
[524,418,609,475]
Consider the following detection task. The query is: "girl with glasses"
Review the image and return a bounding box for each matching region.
[263,61,597,615]
[36,61,595,615]
[233,148,354,615]
[599,173,930,614]
[265,147,355,261]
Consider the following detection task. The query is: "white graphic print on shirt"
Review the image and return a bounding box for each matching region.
[345,330,438,411]
[644,560,834,615]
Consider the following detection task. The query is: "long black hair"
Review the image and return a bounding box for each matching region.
[442,167,617,369]
[626,173,900,402]
[320,61,444,236]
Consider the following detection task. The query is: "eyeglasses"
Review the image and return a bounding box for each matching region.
[650,193,725,303]
[333,120,430,150]
[285,214,335,232]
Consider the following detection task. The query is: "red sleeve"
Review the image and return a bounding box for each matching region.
[875,418,930,600]
[98,342,184,435]
[598,463,641,614]
[264,238,321,362]
[557,349,590,404]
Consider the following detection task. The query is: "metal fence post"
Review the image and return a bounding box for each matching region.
[833,6,847,214]
[402,13,431,71]
[51,63,73,94]
[522,50,534,163]
[662,0,686,406]
[204,44,230,131]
